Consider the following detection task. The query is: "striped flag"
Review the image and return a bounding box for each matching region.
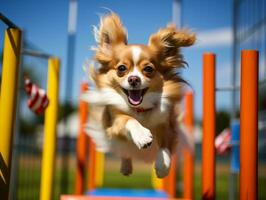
[24,76,49,115]
[215,129,231,155]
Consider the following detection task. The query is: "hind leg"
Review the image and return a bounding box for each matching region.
[120,158,132,176]
[155,148,171,178]
[154,125,176,178]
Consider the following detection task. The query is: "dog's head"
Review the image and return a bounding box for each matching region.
[92,13,195,108]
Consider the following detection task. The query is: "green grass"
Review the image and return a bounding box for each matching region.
[102,158,232,199]
[102,158,266,200]
[16,156,75,200]
[259,176,266,200]
[193,169,229,200]
[16,156,266,200]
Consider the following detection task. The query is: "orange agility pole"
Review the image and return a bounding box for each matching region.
[183,91,194,199]
[240,50,258,200]
[162,154,177,198]
[87,92,97,192]
[75,83,89,194]
[202,53,216,200]
[88,139,96,191]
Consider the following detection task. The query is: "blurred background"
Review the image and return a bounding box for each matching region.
[0,0,265,199]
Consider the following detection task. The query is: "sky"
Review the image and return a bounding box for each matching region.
[1,0,233,119]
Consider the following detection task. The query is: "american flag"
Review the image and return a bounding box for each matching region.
[24,76,49,115]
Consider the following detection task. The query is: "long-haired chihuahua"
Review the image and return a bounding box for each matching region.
[82,13,195,178]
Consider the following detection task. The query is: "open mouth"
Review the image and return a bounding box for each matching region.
[122,88,148,106]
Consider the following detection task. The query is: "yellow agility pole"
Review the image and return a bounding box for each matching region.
[40,57,60,200]
[151,166,163,190]
[0,28,21,199]
[95,152,105,187]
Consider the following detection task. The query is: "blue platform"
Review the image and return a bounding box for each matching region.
[87,188,168,198]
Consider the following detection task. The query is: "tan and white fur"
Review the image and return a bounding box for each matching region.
[82,13,195,178]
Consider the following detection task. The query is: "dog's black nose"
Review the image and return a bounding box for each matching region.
[128,76,141,87]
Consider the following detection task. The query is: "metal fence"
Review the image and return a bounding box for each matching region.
[233,0,266,81]
[233,0,266,156]
[233,0,266,199]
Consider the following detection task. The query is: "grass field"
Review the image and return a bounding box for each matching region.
[101,157,266,200]
[102,157,230,200]
[16,155,266,200]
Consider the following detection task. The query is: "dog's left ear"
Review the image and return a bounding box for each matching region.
[148,24,195,69]
[94,13,127,68]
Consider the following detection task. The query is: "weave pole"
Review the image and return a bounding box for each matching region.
[240,50,258,200]
[87,139,96,191]
[162,154,177,198]
[183,91,194,199]
[75,83,89,194]
[40,57,60,200]
[0,28,21,200]
[86,84,96,192]
[202,53,216,200]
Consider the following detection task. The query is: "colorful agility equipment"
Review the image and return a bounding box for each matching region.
[40,57,60,200]
[183,91,194,199]
[239,50,258,200]
[202,50,259,200]
[202,53,216,200]
[75,83,89,194]
[0,27,22,200]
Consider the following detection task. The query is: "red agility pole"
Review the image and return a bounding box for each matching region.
[240,50,258,200]
[202,53,216,200]
[75,83,89,194]
[183,91,194,199]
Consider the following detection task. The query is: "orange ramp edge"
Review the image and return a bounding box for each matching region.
[61,195,188,200]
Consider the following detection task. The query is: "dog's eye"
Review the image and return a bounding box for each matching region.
[117,65,127,72]
[143,66,154,73]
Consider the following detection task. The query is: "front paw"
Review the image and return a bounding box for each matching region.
[126,120,153,149]
[155,148,171,178]
[133,127,153,149]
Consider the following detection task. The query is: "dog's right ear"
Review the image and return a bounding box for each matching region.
[93,13,127,67]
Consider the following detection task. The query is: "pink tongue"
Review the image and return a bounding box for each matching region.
[128,90,142,105]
